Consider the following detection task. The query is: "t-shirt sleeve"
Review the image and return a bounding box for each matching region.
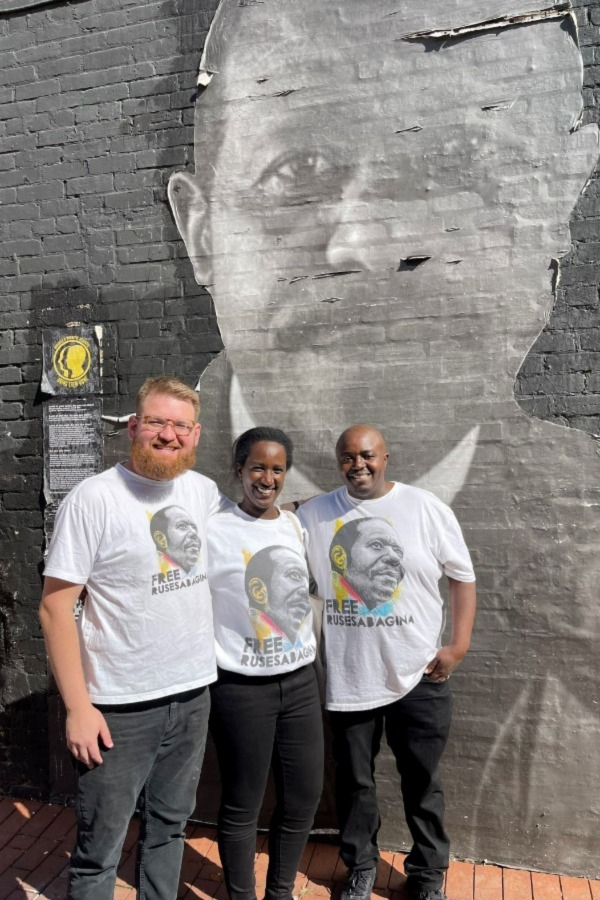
[207,482,230,516]
[295,503,312,532]
[435,505,476,582]
[43,498,102,584]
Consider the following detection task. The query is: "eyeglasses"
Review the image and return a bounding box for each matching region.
[139,417,196,436]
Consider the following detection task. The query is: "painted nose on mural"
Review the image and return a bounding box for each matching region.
[324,170,380,271]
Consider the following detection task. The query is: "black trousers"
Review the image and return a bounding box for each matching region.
[210,664,324,900]
[329,677,452,893]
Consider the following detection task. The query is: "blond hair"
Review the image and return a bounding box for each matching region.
[136,376,200,420]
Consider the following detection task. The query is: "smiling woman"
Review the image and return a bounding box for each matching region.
[236,437,288,519]
[206,427,323,900]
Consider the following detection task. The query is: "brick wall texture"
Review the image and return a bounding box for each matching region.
[1,0,599,873]
[515,2,600,434]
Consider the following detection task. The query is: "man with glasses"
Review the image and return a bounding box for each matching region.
[40,375,221,900]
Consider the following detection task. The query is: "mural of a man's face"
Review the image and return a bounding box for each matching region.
[167,2,600,869]
[151,506,201,573]
[331,519,404,610]
[245,545,310,642]
[169,1,598,481]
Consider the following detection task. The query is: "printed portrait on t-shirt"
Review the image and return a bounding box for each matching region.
[244,544,311,649]
[329,518,405,615]
[150,505,202,574]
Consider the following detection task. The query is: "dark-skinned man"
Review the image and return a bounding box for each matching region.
[298,426,476,900]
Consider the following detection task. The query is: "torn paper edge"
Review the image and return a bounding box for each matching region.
[197,0,229,86]
[399,3,572,41]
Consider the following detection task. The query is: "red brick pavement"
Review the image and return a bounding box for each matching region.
[0,798,598,900]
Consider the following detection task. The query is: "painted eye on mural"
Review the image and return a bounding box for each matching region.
[255,150,342,205]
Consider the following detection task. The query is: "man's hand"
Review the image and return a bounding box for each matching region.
[66,704,113,769]
[425,644,466,681]
[426,578,476,682]
[40,577,115,769]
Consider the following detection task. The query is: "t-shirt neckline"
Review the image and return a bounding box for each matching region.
[231,504,283,526]
[344,481,402,508]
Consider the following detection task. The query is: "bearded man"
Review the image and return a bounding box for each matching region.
[40,375,221,900]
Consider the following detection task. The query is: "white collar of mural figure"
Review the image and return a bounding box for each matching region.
[104,375,479,504]
[228,373,480,506]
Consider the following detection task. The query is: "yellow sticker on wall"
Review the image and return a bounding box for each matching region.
[42,327,101,395]
[52,336,92,388]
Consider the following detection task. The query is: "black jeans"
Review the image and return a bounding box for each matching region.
[70,686,210,900]
[210,664,324,900]
[329,677,452,893]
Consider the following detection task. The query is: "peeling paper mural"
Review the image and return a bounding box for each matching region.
[169,0,600,874]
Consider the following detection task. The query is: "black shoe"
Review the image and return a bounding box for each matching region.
[412,890,447,900]
[340,867,377,900]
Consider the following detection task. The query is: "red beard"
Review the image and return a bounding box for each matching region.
[129,441,197,481]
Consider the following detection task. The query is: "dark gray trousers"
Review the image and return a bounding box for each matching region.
[70,686,210,900]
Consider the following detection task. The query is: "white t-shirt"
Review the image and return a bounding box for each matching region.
[298,483,475,711]
[44,463,221,704]
[208,504,316,675]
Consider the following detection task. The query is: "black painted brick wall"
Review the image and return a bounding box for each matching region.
[0,0,222,796]
[0,0,599,798]
[515,2,600,437]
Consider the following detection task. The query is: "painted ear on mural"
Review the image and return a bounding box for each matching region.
[168,172,212,286]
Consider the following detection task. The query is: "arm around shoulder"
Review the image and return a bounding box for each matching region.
[280,498,311,513]
[39,577,113,768]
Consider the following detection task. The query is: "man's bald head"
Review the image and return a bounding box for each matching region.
[336,426,391,500]
[336,426,387,457]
